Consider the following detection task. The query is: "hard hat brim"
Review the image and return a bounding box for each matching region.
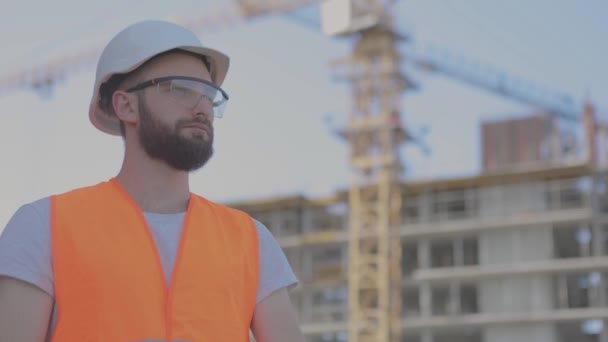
[89,45,229,136]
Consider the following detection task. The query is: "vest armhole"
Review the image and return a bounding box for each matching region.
[48,194,63,342]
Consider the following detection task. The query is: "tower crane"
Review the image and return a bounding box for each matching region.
[0,2,592,342]
[323,1,409,342]
[411,47,581,121]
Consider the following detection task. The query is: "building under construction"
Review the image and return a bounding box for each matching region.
[231,104,608,342]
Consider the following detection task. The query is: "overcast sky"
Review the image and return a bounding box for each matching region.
[0,0,606,228]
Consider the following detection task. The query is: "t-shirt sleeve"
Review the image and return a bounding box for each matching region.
[0,198,54,296]
[253,219,298,304]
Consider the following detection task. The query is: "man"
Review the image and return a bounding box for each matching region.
[0,20,306,342]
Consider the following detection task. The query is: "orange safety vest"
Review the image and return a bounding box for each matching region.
[49,179,259,342]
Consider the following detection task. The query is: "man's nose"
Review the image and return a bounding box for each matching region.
[193,96,214,121]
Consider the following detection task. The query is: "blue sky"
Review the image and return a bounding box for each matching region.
[0,0,606,227]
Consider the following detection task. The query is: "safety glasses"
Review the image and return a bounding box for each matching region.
[126,76,229,118]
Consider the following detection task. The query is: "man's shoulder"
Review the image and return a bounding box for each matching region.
[52,181,111,199]
[190,194,268,233]
[14,181,111,219]
[18,196,51,218]
[192,194,250,217]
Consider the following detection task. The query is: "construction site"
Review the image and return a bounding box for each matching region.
[1,1,607,342]
[232,107,608,342]
[233,2,608,341]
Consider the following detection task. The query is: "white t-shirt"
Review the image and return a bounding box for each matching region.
[0,196,298,341]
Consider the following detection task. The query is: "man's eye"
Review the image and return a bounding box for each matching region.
[172,87,195,96]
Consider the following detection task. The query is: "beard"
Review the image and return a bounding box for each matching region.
[137,99,214,172]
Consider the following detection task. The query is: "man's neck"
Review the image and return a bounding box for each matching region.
[115,152,191,214]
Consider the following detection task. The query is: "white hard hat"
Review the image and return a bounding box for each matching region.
[89,20,230,136]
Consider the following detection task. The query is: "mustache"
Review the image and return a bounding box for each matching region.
[178,118,212,129]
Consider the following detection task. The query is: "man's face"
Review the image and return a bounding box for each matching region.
[133,52,216,171]
[138,94,214,172]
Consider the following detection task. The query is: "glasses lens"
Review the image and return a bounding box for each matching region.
[162,78,228,118]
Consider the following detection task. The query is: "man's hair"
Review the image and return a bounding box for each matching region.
[98,49,211,137]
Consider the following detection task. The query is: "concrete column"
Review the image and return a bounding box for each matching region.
[593,177,608,342]
[601,325,608,342]
[448,282,461,315]
[466,187,478,218]
[556,274,568,309]
[418,238,430,269]
[301,207,314,234]
[591,223,607,312]
[270,211,283,236]
[449,239,464,315]
[300,288,313,324]
[547,179,559,211]
[418,194,433,342]
[592,223,606,256]
[418,191,431,224]
[302,248,313,285]
[418,239,431,318]
[301,247,314,324]
[591,222,607,342]
[454,238,464,266]
[421,330,433,342]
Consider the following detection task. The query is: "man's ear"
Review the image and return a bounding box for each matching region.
[112,90,138,126]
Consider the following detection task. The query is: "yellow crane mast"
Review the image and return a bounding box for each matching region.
[330,2,413,340]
